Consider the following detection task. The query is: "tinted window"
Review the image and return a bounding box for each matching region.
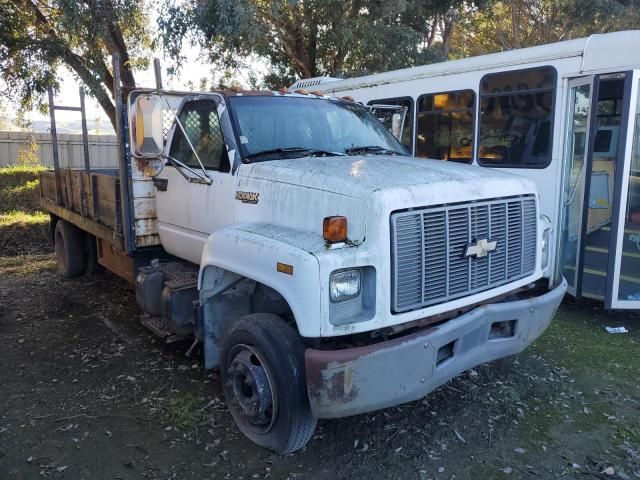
[478,67,556,168]
[415,90,475,164]
[367,97,413,151]
[169,100,227,171]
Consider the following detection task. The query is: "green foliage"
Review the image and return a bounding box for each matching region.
[0,0,152,128]
[451,0,640,57]
[159,0,467,87]
[0,166,49,256]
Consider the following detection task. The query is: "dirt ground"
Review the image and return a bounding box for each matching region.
[0,253,638,480]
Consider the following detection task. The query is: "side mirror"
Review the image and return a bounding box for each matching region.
[129,94,163,158]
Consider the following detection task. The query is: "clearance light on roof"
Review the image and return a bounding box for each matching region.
[323,216,347,243]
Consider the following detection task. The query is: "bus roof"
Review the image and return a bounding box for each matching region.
[318,30,640,94]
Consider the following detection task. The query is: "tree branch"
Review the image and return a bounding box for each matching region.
[18,0,117,128]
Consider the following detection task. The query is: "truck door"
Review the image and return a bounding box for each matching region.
[155,98,235,264]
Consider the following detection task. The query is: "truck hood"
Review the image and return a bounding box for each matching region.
[235,155,537,246]
[239,155,532,199]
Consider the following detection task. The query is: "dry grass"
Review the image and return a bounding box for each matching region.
[0,166,51,256]
[0,253,55,276]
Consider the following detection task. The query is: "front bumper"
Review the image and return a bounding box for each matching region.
[305,277,567,419]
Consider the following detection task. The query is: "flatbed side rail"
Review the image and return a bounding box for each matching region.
[41,197,124,249]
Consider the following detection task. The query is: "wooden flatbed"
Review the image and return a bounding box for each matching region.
[39,167,153,282]
[40,168,124,248]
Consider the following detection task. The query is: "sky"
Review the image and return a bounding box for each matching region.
[18,4,268,134]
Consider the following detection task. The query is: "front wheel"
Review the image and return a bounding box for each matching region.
[220,314,317,453]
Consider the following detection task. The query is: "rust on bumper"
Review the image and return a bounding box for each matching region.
[305,327,436,407]
[305,278,567,419]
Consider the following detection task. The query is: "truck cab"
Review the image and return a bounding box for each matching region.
[47,86,567,454]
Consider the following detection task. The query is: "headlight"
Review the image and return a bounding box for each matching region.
[330,269,361,303]
[541,227,551,271]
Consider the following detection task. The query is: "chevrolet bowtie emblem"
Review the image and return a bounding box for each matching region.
[464,238,497,258]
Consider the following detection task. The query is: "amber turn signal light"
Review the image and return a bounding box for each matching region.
[323,216,347,243]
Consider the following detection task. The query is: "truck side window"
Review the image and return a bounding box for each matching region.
[367,97,413,152]
[478,66,556,168]
[169,100,229,172]
[415,90,475,164]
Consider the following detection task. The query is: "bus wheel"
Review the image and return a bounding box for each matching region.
[220,313,317,453]
[54,220,86,278]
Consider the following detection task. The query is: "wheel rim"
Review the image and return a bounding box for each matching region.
[225,343,277,434]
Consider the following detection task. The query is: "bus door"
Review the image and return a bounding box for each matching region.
[560,71,640,307]
[609,70,640,308]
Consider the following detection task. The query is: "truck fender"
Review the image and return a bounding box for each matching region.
[198,223,322,368]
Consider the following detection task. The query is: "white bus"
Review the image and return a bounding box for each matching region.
[301,30,640,309]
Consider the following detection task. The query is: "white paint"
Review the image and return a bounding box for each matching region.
[195,155,540,337]
[154,166,234,261]
[151,92,547,338]
[312,30,640,293]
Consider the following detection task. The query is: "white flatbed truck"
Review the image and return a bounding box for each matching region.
[39,62,566,452]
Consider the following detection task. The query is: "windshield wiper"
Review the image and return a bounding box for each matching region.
[344,145,404,156]
[245,147,345,162]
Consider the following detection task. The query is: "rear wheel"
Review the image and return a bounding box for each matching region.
[85,234,102,274]
[54,220,86,278]
[220,314,317,453]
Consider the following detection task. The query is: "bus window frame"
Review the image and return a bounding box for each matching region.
[367,96,415,154]
[415,88,476,165]
[477,65,558,169]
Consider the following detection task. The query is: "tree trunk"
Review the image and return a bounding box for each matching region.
[440,9,458,58]
[510,1,521,48]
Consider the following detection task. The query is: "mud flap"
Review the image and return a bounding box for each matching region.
[198,287,252,369]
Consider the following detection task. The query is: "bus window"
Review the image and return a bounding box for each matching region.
[478,66,557,168]
[415,90,475,164]
[367,97,413,152]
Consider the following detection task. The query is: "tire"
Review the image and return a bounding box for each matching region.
[220,314,317,453]
[85,234,102,274]
[54,220,86,278]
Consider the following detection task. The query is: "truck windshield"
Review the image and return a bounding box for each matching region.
[228,96,408,162]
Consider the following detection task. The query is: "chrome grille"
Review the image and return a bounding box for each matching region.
[391,195,537,313]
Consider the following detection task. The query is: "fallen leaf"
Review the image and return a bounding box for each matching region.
[602,466,615,475]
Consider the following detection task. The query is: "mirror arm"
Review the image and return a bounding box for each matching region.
[163,97,213,182]
[164,155,213,185]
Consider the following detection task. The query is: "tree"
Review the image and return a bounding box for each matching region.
[158,0,468,88]
[450,0,640,58]
[0,0,151,129]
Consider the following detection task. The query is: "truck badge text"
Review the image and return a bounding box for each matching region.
[235,191,260,204]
